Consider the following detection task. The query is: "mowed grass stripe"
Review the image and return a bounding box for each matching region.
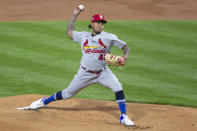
[0,61,74,95]
[0,52,71,78]
[0,64,68,89]
[124,75,196,102]
[0,21,66,39]
[120,64,196,90]
[125,84,197,107]
[0,44,79,74]
[0,29,81,57]
[131,39,196,60]
[132,46,196,77]
[116,51,196,89]
[117,21,197,85]
[108,21,197,55]
[131,59,196,81]
[116,67,196,104]
[123,27,196,57]
[0,36,81,63]
[0,21,83,59]
[0,74,58,96]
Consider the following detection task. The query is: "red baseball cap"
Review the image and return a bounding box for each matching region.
[91,14,107,23]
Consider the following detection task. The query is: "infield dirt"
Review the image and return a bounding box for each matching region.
[0,0,197,21]
[0,95,197,131]
[0,0,197,131]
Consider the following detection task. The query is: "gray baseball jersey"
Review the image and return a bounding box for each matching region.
[73,31,126,70]
[61,31,126,102]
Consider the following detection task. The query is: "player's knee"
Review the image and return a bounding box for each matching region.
[61,89,75,99]
[110,82,122,92]
[115,90,125,102]
[112,85,122,93]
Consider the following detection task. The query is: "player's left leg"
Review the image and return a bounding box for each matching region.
[97,67,135,126]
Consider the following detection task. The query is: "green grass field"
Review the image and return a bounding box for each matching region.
[0,20,197,107]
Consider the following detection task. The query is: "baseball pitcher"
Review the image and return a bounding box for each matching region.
[28,6,134,126]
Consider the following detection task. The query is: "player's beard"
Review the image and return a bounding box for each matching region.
[95,31,101,34]
[92,30,102,36]
[93,28,102,35]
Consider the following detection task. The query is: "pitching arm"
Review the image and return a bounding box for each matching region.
[66,6,84,39]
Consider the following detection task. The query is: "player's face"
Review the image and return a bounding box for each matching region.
[91,22,104,34]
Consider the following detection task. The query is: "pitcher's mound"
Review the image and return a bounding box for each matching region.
[0,94,196,131]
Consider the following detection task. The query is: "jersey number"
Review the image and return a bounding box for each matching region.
[98,54,104,61]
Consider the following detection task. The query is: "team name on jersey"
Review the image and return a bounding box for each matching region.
[83,38,106,54]
[84,48,106,54]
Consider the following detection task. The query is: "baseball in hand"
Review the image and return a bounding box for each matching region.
[78,5,85,10]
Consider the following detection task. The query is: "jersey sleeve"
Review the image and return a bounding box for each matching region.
[111,34,126,49]
[72,31,83,43]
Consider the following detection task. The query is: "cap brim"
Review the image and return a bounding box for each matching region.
[95,20,107,23]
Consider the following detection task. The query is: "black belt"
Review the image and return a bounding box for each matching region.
[82,66,102,74]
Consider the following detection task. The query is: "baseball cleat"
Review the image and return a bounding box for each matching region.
[120,114,135,126]
[30,97,47,109]
[16,106,31,110]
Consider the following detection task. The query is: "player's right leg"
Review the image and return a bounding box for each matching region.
[30,68,96,109]
[97,67,135,126]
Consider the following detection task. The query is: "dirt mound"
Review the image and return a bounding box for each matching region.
[0,94,196,131]
[0,0,197,21]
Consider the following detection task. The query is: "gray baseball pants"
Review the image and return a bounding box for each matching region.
[62,66,123,99]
